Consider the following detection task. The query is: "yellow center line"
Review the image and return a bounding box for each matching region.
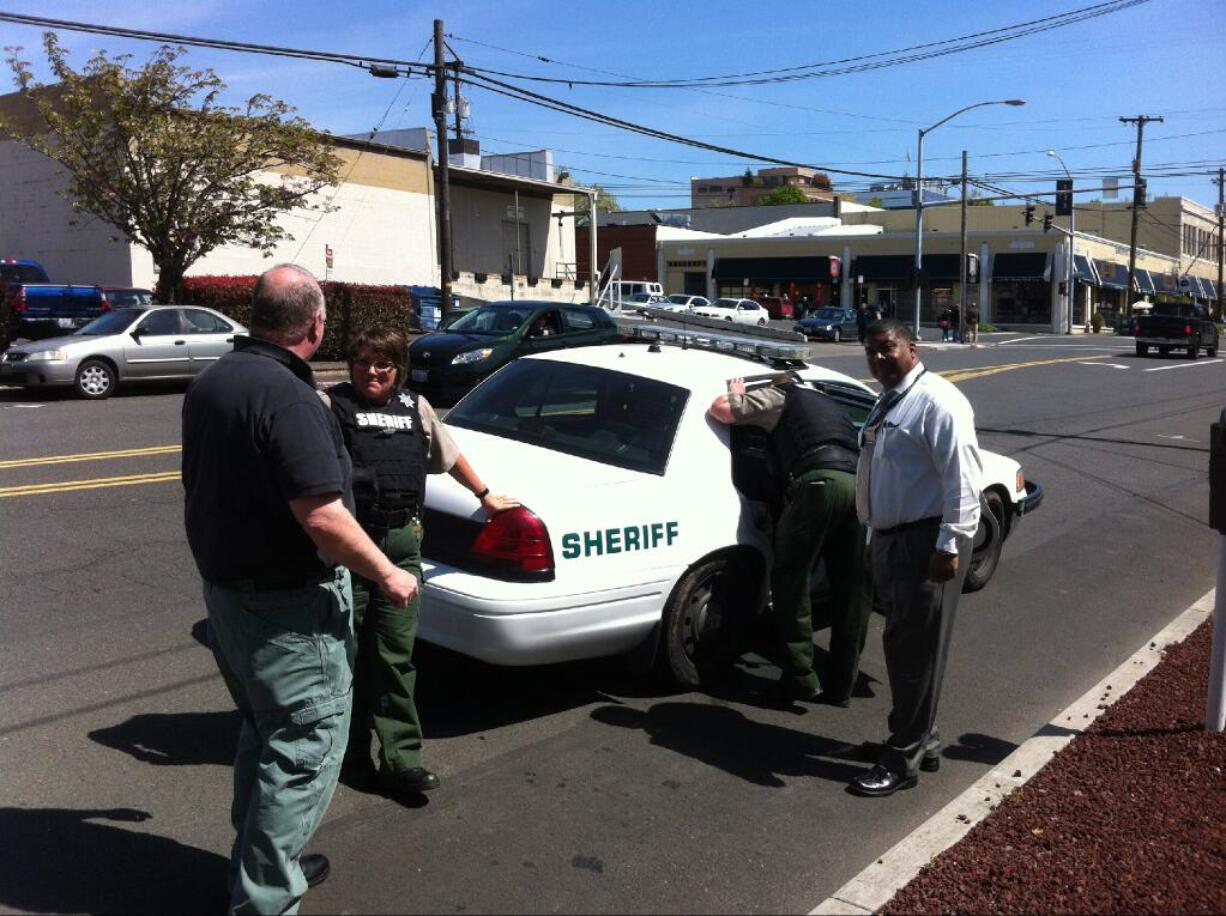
[943,353,1108,382]
[0,470,181,498]
[0,444,181,469]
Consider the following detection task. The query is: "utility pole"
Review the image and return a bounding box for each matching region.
[1216,168,1224,322]
[432,19,453,314]
[1120,115,1163,316]
[959,149,968,344]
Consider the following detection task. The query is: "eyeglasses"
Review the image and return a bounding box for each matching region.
[353,358,396,373]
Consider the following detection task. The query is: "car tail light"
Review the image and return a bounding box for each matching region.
[9,286,26,314]
[468,506,554,576]
[99,291,110,313]
[1184,324,1192,336]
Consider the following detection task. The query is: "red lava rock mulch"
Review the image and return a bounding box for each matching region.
[884,619,1226,914]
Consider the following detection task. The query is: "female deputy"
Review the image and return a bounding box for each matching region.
[327,324,516,804]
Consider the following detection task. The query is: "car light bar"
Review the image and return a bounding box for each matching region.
[628,324,810,363]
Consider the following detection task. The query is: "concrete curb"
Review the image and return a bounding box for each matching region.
[809,588,1216,916]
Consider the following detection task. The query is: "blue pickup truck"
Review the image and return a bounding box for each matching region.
[3,258,153,341]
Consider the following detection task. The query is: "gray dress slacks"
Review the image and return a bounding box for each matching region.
[871,520,971,777]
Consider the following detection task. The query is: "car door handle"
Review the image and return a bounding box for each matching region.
[174,340,186,345]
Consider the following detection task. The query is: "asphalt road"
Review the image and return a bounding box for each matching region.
[0,331,1219,914]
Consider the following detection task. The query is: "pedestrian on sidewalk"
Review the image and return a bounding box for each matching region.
[849,318,982,797]
[327,324,518,805]
[937,307,954,343]
[709,374,872,706]
[182,265,418,913]
[965,303,980,345]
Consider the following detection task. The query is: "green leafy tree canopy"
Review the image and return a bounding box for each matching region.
[2,35,341,301]
[758,184,809,206]
[573,183,622,214]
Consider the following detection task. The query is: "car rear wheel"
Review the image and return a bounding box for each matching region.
[1186,340,1199,359]
[75,359,116,400]
[757,318,767,327]
[661,555,756,689]
[963,491,1005,593]
[1135,342,1149,356]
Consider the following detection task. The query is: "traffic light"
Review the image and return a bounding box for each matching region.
[965,253,979,282]
[1135,177,1148,209]
[1024,204,1036,226]
[1042,213,1053,233]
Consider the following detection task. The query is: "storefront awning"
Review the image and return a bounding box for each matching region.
[850,255,913,282]
[1204,278,1219,300]
[711,256,836,281]
[1073,255,1098,284]
[1194,277,1217,299]
[1094,260,1129,290]
[1151,271,1182,295]
[992,253,1049,282]
[1134,269,1156,295]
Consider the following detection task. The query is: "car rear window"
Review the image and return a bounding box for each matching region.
[106,289,153,307]
[1,265,47,283]
[447,360,688,475]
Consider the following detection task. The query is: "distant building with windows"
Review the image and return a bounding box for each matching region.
[690,166,834,208]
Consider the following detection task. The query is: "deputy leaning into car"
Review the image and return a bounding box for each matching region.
[326,324,517,805]
[708,373,872,707]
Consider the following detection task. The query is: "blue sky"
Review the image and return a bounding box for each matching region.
[2,0,1223,211]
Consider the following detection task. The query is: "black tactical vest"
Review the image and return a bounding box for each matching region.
[329,382,428,510]
[770,384,860,476]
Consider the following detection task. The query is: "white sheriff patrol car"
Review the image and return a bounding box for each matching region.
[417,327,1043,687]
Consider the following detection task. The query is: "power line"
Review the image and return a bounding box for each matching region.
[452,1,1147,88]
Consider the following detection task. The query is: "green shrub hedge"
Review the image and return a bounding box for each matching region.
[178,276,415,361]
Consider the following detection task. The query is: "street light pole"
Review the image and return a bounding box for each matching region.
[1048,150,1075,334]
[912,99,1025,339]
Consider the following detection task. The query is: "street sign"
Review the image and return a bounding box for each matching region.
[1103,178,1119,199]
[1056,179,1073,216]
[325,244,334,269]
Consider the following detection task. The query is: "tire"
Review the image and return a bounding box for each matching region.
[1208,345,1218,358]
[833,327,842,343]
[75,359,116,399]
[1158,346,1170,355]
[660,554,757,689]
[963,491,1005,593]
[1186,340,1199,359]
[725,316,733,322]
[1135,342,1148,356]
[757,318,767,327]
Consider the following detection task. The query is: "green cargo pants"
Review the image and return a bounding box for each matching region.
[349,519,425,775]
[204,567,354,915]
[770,468,871,699]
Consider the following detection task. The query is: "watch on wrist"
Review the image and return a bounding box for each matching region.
[475,486,490,500]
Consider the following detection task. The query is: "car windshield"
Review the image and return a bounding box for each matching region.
[445,306,530,336]
[811,308,845,320]
[1,265,45,283]
[667,295,691,304]
[448,360,688,475]
[75,310,143,335]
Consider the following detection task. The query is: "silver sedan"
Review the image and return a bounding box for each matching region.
[0,305,246,399]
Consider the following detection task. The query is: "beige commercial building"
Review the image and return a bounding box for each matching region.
[658,197,1220,332]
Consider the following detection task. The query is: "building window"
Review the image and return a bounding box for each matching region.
[992,280,1051,324]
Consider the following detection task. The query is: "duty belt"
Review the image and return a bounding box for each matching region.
[791,443,859,478]
[358,503,420,531]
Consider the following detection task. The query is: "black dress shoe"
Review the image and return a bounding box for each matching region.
[921,751,941,773]
[815,692,851,708]
[382,766,441,800]
[770,679,822,704]
[848,764,918,797]
[300,854,330,888]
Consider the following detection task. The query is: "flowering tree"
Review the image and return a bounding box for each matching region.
[2,34,341,301]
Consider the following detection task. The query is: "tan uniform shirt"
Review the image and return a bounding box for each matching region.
[416,395,462,474]
[726,385,786,432]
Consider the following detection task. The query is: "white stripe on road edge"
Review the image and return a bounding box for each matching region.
[1143,358,1224,372]
[809,589,1215,916]
[1079,362,1129,369]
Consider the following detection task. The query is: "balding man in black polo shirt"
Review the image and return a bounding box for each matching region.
[182,264,417,914]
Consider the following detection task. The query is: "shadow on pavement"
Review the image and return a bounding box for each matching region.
[0,806,227,914]
[88,711,239,767]
[590,701,864,787]
[943,731,1019,765]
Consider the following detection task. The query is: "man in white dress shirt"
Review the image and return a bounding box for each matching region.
[850,318,983,798]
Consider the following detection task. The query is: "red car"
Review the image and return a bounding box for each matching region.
[754,295,793,320]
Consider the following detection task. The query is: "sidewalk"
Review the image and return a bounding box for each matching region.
[818,595,1225,914]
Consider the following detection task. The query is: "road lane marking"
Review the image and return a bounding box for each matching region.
[942,353,1109,383]
[1079,362,1129,369]
[1142,358,1224,372]
[0,444,181,470]
[0,470,181,498]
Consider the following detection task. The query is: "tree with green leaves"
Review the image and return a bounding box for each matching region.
[572,183,622,215]
[758,184,809,206]
[1,35,341,302]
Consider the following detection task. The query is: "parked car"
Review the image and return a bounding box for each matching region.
[3,283,112,341]
[100,287,154,309]
[754,295,794,320]
[692,297,769,326]
[406,301,621,406]
[0,305,244,399]
[0,258,50,283]
[1133,301,1219,358]
[663,294,709,312]
[795,307,859,342]
[626,292,672,312]
[413,328,1043,687]
[601,280,664,310]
